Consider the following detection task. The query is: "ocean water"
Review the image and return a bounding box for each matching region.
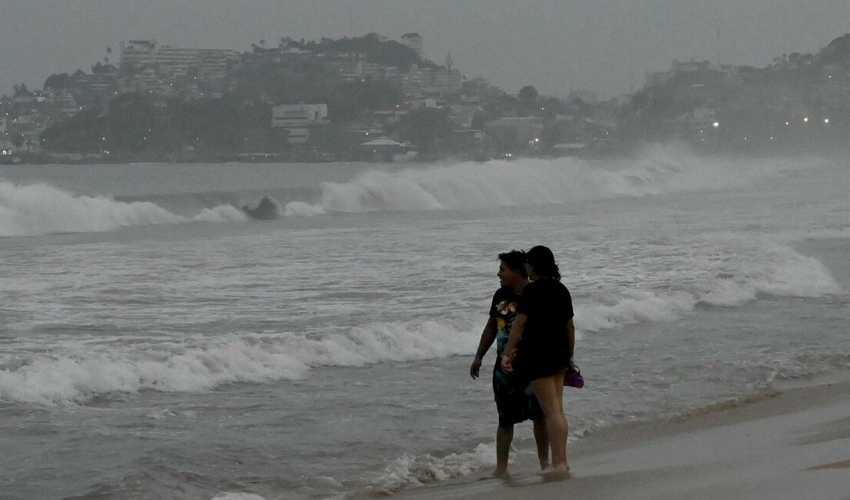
[1,144,849,500]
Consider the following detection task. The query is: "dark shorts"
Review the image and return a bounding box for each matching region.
[514,346,569,382]
[493,376,543,427]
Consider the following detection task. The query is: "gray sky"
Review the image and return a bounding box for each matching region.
[1,0,848,99]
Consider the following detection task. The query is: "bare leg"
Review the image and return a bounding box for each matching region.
[532,418,549,469]
[494,424,513,476]
[531,373,569,479]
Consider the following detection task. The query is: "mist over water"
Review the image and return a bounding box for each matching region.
[2,146,849,499]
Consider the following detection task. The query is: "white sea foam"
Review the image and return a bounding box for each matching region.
[2,231,840,406]
[575,237,841,331]
[2,148,831,236]
[0,180,181,236]
[374,444,494,491]
[210,494,267,500]
[3,233,836,406]
[193,204,249,223]
[281,147,817,216]
[0,318,478,405]
[740,240,843,297]
[0,178,247,236]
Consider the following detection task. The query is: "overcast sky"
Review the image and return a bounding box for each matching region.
[1,0,848,100]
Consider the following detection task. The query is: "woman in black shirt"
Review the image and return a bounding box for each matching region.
[501,245,575,479]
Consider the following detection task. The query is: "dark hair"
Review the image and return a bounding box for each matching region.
[526,245,560,280]
[498,250,528,278]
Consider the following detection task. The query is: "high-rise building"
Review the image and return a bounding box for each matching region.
[120,40,157,69]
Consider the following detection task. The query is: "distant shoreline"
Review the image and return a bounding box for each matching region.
[5,142,849,166]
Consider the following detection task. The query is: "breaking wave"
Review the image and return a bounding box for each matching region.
[3,145,830,236]
[0,179,247,237]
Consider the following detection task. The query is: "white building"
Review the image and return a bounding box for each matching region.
[121,40,239,80]
[271,104,329,144]
[120,40,157,69]
[155,46,198,78]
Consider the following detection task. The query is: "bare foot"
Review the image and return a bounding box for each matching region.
[540,464,570,481]
[491,467,510,478]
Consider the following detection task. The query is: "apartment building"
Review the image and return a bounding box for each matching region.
[121,40,239,80]
[271,103,329,144]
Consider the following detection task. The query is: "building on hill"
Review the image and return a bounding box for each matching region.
[400,64,462,98]
[69,65,119,105]
[271,103,329,144]
[120,40,239,81]
[483,116,544,153]
[46,91,80,118]
[120,40,158,69]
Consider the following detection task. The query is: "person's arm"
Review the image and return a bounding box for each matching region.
[500,312,527,372]
[567,317,576,369]
[470,317,497,379]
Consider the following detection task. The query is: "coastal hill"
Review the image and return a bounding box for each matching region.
[3,32,850,163]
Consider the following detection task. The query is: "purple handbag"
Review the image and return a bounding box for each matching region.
[564,366,584,388]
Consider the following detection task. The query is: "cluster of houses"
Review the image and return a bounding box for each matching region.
[6,31,848,162]
[1,33,475,160]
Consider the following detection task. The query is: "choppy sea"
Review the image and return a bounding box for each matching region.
[1,144,849,500]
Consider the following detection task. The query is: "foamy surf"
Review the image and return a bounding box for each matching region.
[2,147,833,236]
[2,233,837,407]
[0,178,248,237]
[373,444,495,492]
[0,317,479,405]
[282,145,828,216]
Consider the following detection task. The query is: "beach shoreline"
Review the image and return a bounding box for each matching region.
[372,378,850,500]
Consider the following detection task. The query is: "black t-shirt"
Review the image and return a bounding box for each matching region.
[515,278,574,379]
[489,286,521,360]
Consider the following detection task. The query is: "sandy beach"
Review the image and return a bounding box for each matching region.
[380,379,850,500]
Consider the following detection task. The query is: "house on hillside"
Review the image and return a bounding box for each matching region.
[271,103,329,144]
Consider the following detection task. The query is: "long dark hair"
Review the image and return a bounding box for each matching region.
[526,245,560,280]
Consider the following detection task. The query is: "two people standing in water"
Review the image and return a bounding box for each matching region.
[471,245,576,480]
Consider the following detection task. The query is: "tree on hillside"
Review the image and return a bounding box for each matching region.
[164,96,271,153]
[10,133,25,149]
[105,92,159,152]
[397,107,454,154]
[40,109,105,153]
[518,85,540,116]
[820,33,850,66]
[479,93,519,122]
[44,73,72,91]
[518,85,539,104]
[288,33,426,70]
[328,79,403,121]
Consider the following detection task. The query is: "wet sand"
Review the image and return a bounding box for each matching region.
[376,379,850,500]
